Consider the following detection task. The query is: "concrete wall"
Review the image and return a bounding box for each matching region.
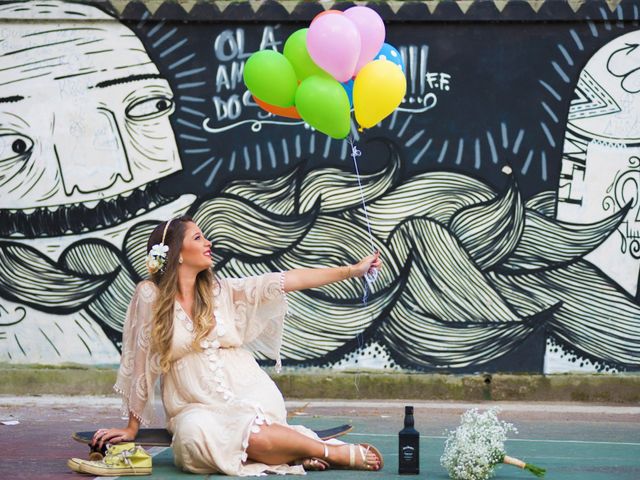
[0,0,638,374]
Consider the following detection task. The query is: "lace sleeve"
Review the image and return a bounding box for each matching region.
[113,281,161,426]
[226,272,288,369]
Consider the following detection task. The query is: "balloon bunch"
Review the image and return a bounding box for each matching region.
[243,7,406,139]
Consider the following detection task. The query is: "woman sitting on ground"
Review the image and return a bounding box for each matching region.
[90,215,384,475]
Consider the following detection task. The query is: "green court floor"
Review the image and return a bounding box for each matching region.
[115,414,640,480]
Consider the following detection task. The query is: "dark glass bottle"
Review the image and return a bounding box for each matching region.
[398,405,420,474]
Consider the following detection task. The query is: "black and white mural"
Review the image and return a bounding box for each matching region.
[0,0,638,373]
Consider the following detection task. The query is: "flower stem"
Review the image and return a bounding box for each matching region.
[524,463,546,477]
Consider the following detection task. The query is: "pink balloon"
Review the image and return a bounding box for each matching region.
[344,6,386,74]
[307,12,361,83]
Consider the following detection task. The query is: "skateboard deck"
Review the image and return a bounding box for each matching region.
[73,424,353,460]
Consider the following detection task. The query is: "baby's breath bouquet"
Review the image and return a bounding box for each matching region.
[441,408,545,480]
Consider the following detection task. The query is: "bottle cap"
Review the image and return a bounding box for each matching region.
[405,405,413,414]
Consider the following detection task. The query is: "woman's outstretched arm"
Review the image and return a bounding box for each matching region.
[282,252,382,293]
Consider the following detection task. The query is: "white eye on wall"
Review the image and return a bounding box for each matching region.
[125,96,175,121]
[0,133,34,162]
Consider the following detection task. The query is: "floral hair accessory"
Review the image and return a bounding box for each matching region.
[146,220,173,275]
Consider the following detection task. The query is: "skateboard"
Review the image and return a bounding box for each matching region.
[73,424,353,460]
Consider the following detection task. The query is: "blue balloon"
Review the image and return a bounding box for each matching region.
[341,78,354,108]
[375,43,405,73]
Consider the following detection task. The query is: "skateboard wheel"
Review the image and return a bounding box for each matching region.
[89,452,104,461]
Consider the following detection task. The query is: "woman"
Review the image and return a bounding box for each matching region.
[89,215,383,475]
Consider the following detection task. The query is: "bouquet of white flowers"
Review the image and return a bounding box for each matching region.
[441,408,546,480]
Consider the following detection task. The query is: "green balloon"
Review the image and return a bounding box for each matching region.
[243,50,298,107]
[295,76,351,139]
[283,29,330,81]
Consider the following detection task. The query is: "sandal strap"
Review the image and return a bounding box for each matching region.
[362,445,371,464]
[356,444,372,469]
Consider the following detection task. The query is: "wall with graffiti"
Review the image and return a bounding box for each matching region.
[1,0,638,374]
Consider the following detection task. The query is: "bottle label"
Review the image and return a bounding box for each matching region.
[402,445,415,462]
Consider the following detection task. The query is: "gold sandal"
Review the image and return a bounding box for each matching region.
[323,443,384,471]
[295,457,330,471]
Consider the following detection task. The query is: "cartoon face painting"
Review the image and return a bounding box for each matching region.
[0,1,182,238]
[0,1,194,364]
[557,30,640,296]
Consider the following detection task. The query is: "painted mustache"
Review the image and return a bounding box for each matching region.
[1,152,637,372]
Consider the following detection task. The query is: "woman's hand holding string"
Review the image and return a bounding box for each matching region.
[349,251,382,279]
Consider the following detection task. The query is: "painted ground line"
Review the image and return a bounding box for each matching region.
[287,400,640,415]
[345,432,640,446]
[91,440,639,480]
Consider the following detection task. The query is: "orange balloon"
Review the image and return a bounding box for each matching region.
[254,96,301,119]
[311,9,343,23]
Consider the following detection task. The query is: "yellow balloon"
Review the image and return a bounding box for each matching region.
[353,59,407,129]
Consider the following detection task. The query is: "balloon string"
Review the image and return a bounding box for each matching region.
[348,135,377,396]
[348,135,379,303]
[348,136,377,255]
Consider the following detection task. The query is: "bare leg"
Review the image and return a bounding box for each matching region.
[246,423,381,469]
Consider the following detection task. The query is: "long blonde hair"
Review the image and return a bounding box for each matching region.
[146,216,215,372]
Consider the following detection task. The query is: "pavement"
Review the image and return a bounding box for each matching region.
[1,395,639,480]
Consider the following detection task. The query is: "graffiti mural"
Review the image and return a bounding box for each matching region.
[0,0,638,374]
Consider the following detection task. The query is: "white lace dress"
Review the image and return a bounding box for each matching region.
[114,272,315,475]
